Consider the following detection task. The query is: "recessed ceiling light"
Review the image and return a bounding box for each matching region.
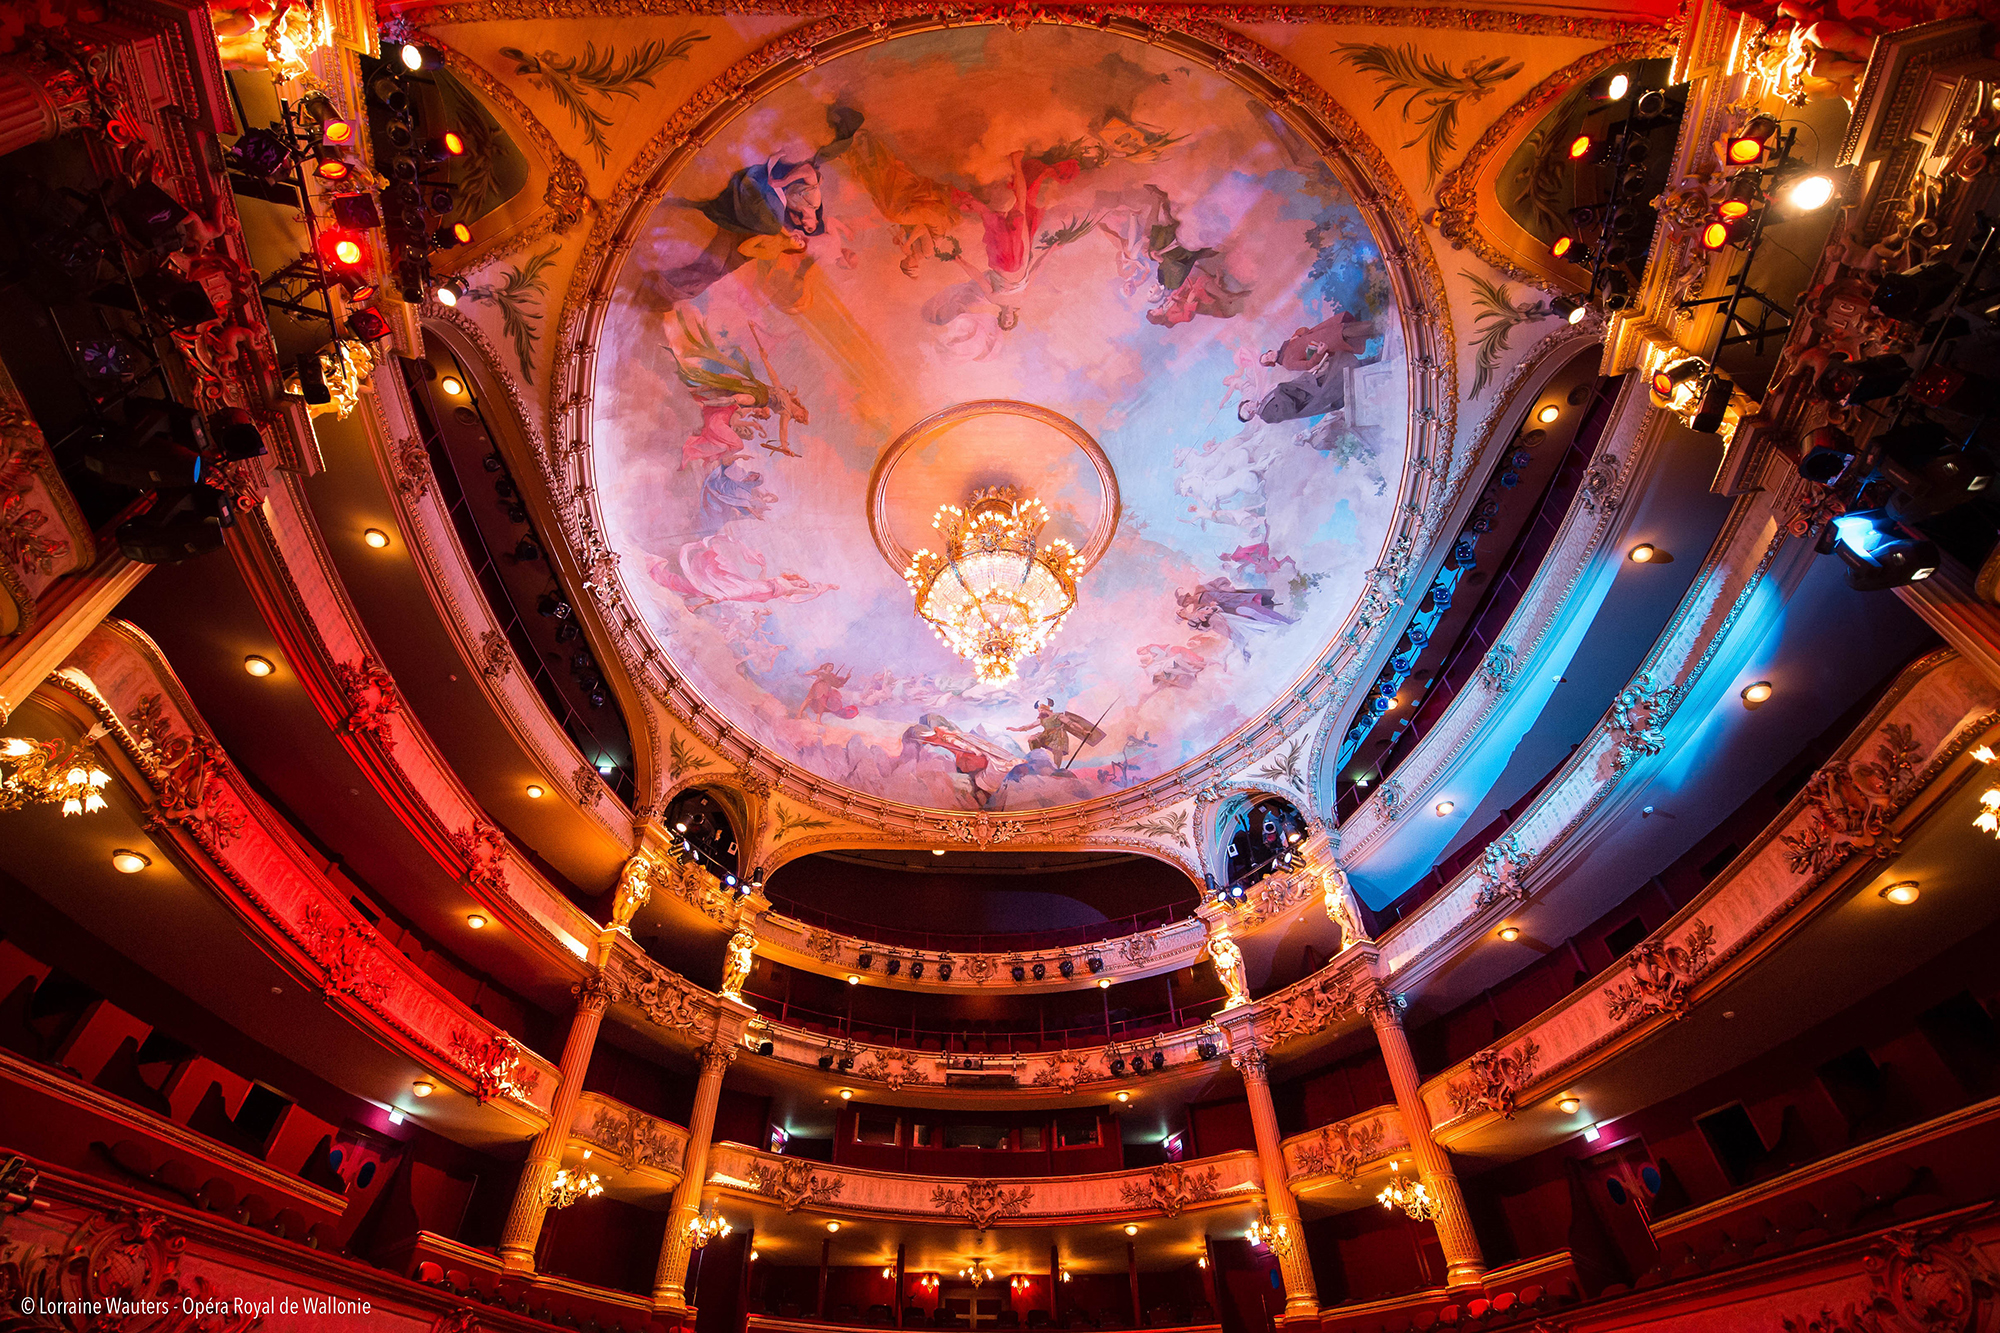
[111,849,151,874]
[1116,1091,1130,1103]
[1124,1225,1139,1236]
[846,974,860,985]
[932,848,946,856]
[243,654,275,677]
[411,1078,435,1097]
[1435,800,1455,816]
[526,784,544,799]
[363,528,390,549]
[439,375,464,396]
[1537,404,1561,424]
[1628,543,1656,563]
[1741,681,1773,706]
[840,1088,852,1100]
[1098,978,1112,989]
[1497,925,1520,942]
[1556,1096,1582,1114]
[1881,880,1920,905]
[467,913,488,929]
[826,1221,841,1233]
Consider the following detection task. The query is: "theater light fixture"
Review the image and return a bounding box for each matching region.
[526,784,544,799]
[1740,681,1773,707]
[1788,174,1835,211]
[364,528,390,549]
[467,913,488,929]
[1435,800,1455,816]
[826,1221,841,1233]
[1629,543,1656,563]
[1556,1096,1583,1114]
[244,655,276,677]
[111,849,151,874]
[1881,881,1920,905]
[1725,115,1779,165]
[1536,404,1561,424]
[440,375,464,396]
[1568,133,1594,160]
[1497,926,1521,942]
[412,1078,435,1097]
[1974,746,2000,838]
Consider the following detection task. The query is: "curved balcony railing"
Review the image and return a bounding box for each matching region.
[760,895,1201,956]
[707,1144,1263,1226]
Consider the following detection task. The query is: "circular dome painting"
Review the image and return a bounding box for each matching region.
[593,24,1411,814]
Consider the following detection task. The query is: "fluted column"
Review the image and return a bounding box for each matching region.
[1363,986,1487,1292]
[0,57,88,160]
[499,973,612,1272]
[652,1040,737,1313]
[1236,1045,1320,1323]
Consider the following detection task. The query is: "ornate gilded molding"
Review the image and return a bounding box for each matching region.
[407,0,1666,41]
[1115,1163,1221,1218]
[931,1179,1034,1231]
[750,1157,845,1213]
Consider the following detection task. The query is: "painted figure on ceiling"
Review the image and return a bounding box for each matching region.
[1176,579,1296,630]
[1006,698,1108,768]
[908,715,1014,810]
[642,104,863,307]
[843,127,963,278]
[1238,310,1381,426]
[649,533,837,611]
[797,663,861,722]
[700,459,778,527]
[664,313,809,467]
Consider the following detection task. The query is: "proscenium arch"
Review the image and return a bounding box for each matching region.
[544,9,1458,833]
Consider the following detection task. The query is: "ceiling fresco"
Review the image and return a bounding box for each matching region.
[588,23,1414,814]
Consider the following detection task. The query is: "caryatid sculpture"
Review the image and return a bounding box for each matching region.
[1208,931,1251,1009]
[611,854,655,933]
[720,929,756,999]
[1324,862,1372,946]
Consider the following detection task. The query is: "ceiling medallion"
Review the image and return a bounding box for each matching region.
[903,486,1084,682]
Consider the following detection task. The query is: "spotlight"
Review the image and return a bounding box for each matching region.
[1567,133,1595,160]
[1724,115,1778,165]
[348,308,391,342]
[909,961,924,980]
[400,42,426,70]
[435,130,466,157]
[884,957,901,977]
[318,228,370,273]
[858,952,873,969]
[1151,1051,1165,1070]
[434,277,466,307]
[1689,375,1734,434]
[1550,294,1587,324]
[1650,357,1705,406]
[1590,71,1630,100]
[1700,219,1738,251]
[1011,965,1027,982]
[1716,176,1759,222]
[116,487,233,564]
[1551,234,1576,260]
[78,403,203,488]
[1085,955,1104,974]
[115,180,189,250]
[1031,962,1046,981]
[1872,259,1959,321]
[319,116,356,147]
[312,145,352,180]
[295,350,331,405]
[937,961,953,981]
[1059,957,1075,979]
[207,407,268,461]
[1110,1058,1127,1076]
[1832,512,1939,591]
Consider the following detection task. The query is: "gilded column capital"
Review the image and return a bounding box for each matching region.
[699,1040,739,1076]
[1234,1043,1270,1083]
[573,970,614,1015]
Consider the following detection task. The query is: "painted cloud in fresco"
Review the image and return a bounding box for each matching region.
[592,25,1409,813]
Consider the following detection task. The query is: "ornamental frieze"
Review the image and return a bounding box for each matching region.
[1446,1036,1541,1120]
[1288,1117,1389,1183]
[932,1180,1034,1231]
[1116,1163,1222,1218]
[751,1157,845,1213]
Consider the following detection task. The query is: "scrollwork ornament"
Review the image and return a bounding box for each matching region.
[931,1179,1034,1231]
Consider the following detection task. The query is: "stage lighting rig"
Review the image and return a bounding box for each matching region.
[1559,81,1688,319]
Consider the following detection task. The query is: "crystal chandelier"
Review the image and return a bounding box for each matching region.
[687,1207,732,1248]
[1376,1163,1436,1221]
[903,487,1083,682]
[545,1167,603,1209]
[0,735,112,816]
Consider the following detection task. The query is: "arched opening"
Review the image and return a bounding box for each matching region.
[666,786,742,881]
[1220,796,1308,894]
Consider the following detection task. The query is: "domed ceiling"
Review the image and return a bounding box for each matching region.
[591,24,1413,814]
